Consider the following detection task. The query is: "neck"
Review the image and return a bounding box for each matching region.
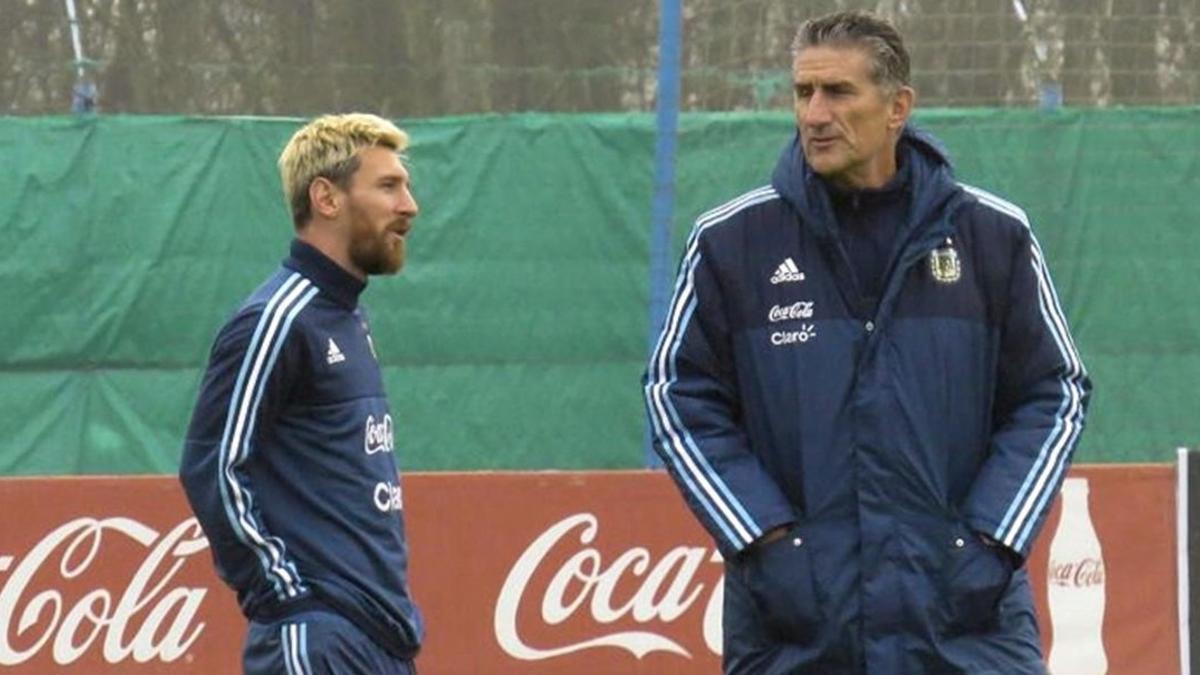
[297,223,365,281]
[837,151,898,191]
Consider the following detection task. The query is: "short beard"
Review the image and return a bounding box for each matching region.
[349,232,402,276]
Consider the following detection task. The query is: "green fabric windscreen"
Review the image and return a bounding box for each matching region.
[0,109,1195,474]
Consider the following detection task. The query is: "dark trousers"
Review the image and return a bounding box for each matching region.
[243,610,416,675]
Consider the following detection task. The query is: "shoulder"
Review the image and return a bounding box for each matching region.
[690,185,782,244]
[216,270,323,353]
[955,183,1035,242]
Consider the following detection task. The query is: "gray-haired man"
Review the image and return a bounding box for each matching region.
[644,11,1089,673]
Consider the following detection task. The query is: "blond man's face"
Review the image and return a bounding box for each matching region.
[340,146,418,276]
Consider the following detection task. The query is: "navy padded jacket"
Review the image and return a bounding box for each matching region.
[644,128,1090,672]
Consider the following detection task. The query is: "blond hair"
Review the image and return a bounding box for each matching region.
[278,113,409,228]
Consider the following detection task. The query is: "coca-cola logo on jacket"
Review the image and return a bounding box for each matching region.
[0,517,209,667]
[494,513,725,661]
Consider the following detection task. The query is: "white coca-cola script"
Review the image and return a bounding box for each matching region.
[494,513,724,661]
[0,517,209,666]
[768,302,815,323]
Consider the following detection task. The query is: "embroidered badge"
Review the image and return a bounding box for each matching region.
[929,239,961,284]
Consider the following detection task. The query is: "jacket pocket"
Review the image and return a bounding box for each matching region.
[940,523,1014,635]
[738,525,824,642]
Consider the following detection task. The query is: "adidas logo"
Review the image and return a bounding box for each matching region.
[770,258,805,284]
[326,338,346,365]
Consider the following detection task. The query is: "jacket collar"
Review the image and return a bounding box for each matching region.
[770,124,963,241]
[283,239,366,309]
[827,150,912,213]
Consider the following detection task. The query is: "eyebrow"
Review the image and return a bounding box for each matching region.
[794,76,855,87]
[378,169,409,181]
[793,78,858,95]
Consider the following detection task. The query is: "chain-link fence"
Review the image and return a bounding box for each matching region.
[682,0,1198,109]
[3,0,1197,115]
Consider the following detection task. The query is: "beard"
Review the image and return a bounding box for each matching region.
[348,219,405,276]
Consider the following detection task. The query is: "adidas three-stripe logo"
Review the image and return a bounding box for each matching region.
[770,257,804,284]
[326,338,345,365]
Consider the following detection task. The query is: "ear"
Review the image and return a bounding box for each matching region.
[308,177,342,220]
[888,86,915,132]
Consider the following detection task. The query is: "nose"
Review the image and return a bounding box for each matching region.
[398,187,419,218]
[802,91,832,128]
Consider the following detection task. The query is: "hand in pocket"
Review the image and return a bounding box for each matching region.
[942,529,1014,634]
[742,527,825,641]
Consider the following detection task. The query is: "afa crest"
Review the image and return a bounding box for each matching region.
[929,239,961,284]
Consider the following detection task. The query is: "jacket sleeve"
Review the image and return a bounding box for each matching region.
[964,219,1092,560]
[643,223,796,559]
[178,304,311,605]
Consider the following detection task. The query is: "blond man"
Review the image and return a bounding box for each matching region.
[181,114,422,674]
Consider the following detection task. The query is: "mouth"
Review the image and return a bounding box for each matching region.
[382,229,405,251]
[808,136,839,150]
[387,222,411,240]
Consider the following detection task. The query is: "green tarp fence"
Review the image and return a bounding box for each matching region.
[1,109,1197,475]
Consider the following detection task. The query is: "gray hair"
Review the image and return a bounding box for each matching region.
[791,11,911,94]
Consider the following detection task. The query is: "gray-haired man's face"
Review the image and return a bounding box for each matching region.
[792,44,911,190]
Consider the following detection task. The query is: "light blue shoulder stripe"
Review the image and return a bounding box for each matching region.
[645,186,780,550]
[217,273,318,598]
[960,184,1087,550]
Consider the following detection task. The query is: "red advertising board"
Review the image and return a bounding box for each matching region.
[0,466,1178,673]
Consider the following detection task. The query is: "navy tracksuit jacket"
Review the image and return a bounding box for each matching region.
[644,128,1091,673]
[180,240,423,663]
